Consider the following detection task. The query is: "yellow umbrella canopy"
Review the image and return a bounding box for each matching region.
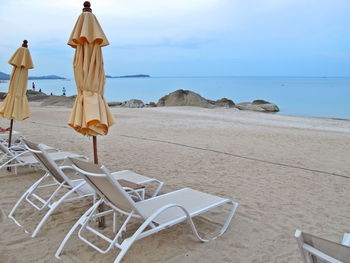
[0,40,33,121]
[67,2,114,137]
[68,2,114,226]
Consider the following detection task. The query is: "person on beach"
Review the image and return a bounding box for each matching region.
[32,82,35,91]
[62,87,66,96]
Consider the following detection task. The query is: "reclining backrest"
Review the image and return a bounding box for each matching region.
[69,157,137,214]
[23,139,69,185]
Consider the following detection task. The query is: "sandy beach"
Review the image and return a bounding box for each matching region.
[1,103,350,262]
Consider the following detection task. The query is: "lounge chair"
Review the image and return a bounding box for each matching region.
[295,230,350,263]
[8,140,164,238]
[55,157,239,263]
[0,135,25,149]
[343,233,350,247]
[0,138,81,174]
[0,138,26,164]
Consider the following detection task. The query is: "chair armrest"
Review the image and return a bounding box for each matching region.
[59,165,82,180]
[59,165,75,170]
[40,144,60,152]
[123,187,143,201]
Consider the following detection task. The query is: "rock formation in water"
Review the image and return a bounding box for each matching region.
[0,88,279,112]
[122,99,145,108]
[208,98,235,108]
[236,100,279,112]
[157,89,214,108]
[108,102,122,107]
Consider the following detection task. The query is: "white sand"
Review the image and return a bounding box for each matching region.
[0,103,350,262]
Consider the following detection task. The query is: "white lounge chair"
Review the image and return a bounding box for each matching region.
[295,230,350,263]
[0,138,81,174]
[55,157,239,263]
[8,140,164,238]
[0,138,26,164]
[0,135,25,149]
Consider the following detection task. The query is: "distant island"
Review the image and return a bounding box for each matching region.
[0,71,66,80]
[29,75,66,80]
[0,72,10,80]
[106,74,150,78]
[0,72,150,81]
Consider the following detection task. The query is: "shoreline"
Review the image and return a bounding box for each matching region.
[25,102,350,134]
[31,99,350,123]
[276,112,350,122]
[0,85,349,121]
[1,77,350,120]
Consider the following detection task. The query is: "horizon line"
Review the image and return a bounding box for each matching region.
[1,71,350,80]
[149,75,350,78]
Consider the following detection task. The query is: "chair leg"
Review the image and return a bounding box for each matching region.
[186,200,239,242]
[55,200,102,259]
[113,239,133,263]
[31,200,62,238]
[218,200,239,237]
[8,176,46,229]
[8,188,32,228]
[342,233,350,247]
[113,200,239,262]
[151,181,164,197]
[32,182,86,238]
[113,212,117,233]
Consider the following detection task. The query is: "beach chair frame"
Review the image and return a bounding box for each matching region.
[8,140,164,238]
[8,140,92,237]
[0,138,76,174]
[0,139,37,174]
[55,157,239,263]
[342,233,350,247]
[295,230,350,263]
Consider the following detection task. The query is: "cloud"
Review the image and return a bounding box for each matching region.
[0,0,233,47]
[0,0,349,76]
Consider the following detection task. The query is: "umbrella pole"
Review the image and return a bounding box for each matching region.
[93,136,105,228]
[93,136,98,164]
[7,119,14,172]
[8,119,14,148]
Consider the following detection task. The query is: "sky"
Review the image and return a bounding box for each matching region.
[0,0,349,78]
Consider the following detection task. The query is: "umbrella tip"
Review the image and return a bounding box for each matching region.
[22,40,28,48]
[83,1,92,12]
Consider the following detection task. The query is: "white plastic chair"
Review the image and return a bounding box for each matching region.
[295,230,350,263]
[55,157,239,263]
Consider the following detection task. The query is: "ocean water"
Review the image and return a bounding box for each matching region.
[0,76,349,119]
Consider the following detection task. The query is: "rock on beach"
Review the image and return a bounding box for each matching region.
[0,89,279,113]
[157,90,214,108]
[236,100,279,112]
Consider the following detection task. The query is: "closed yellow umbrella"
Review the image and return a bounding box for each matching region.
[68,1,114,164]
[0,40,33,147]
